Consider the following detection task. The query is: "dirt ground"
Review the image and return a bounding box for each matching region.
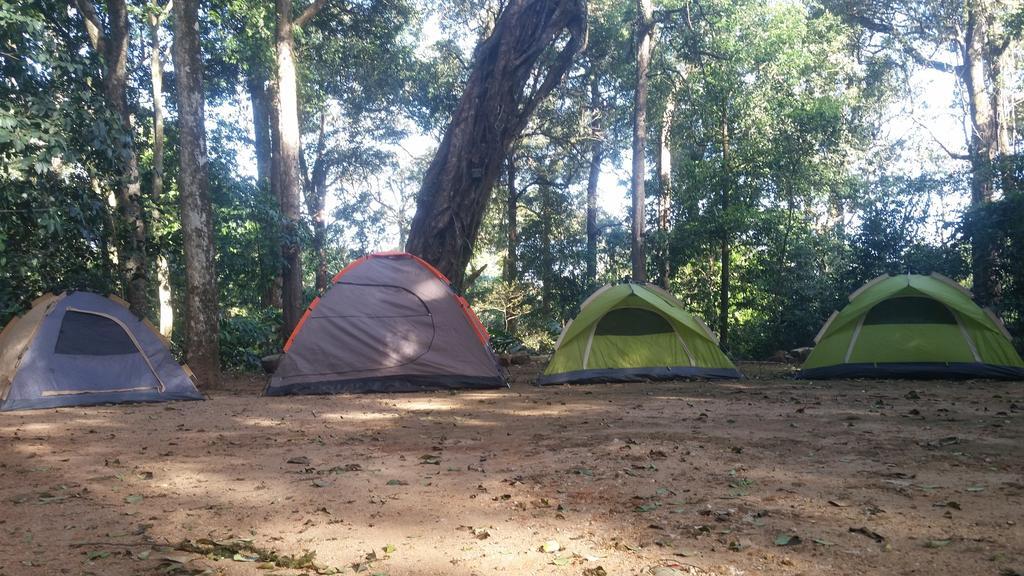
[0,361,1021,576]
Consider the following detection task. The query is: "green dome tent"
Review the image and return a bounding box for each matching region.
[798,273,1024,380]
[538,283,742,385]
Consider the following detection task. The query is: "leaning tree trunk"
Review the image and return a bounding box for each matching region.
[404,0,587,290]
[630,0,654,283]
[150,0,173,337]
[172,0,220,386]
[586,75,603,288]
[74,0,148,318]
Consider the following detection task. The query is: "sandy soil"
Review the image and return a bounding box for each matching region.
[0,361,1021,576]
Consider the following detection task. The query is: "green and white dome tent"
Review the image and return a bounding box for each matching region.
[798,273,1024,380]
[538,282,742,385]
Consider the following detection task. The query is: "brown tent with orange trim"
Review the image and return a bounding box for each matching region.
[264,252,507,395]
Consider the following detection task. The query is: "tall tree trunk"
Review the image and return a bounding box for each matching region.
[150,0,173,337]
[958,2,999,305]
[405,0,587,290]
[267,80,284,310]
[273,0,325,333]
[248,71,282,308]
[630,0,654,283]
[540,183,553,316]
[586,75,603,288]
[275,0,305,335]
[74,0,148,318]
[249,73,273,188]
[304,113,330,292]
[993,44,1015,196]
[837,0,1015,305]
[308,193,329,292]
[504,152,518,284]
[172,0,220,386]
[656,97,675,289]
[719,106,731,350]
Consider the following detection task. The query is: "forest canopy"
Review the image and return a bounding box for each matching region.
[1,0,1022,379]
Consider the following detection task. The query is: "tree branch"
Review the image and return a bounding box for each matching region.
[74,0,106,54]
[847,13,959,74]
[910,116,970,160]
[293,0,326,29]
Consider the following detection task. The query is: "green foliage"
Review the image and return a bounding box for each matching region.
[0,0,122,321]
[219,308,279,370]
[2,0,1022,370]
[972,156,1024,350]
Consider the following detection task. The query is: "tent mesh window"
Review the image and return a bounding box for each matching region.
[863,297,956,326]
[595,308,674,336]
[54,311,137,355]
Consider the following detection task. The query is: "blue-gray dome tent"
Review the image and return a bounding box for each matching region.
[0,292,203,411]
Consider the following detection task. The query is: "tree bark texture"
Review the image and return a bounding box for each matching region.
[586,75,603,288]
[275,0,306,335]
[540,183,554,315]
[172,0,220,386]
[504,152,518,284]
[150,0,173,337]
[249,73,273,188]
[267,80,284,310]
[656,97,675,289]
[304,113,331,292]
[630,0,654,283]
[962,0,1003,305]
[74,0,148,318]
[718,107,731,350]
[404,0,587,290]
[247,71,284,309]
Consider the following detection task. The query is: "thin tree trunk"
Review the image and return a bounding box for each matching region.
[656,97,675,289]
[311,204,328,292]
[304,113,330,292]
[630,0,653,283]
[150,0,173,337]
[504,152,519,335]
[404,0,587,290]
[504,152,518,284]
[248,71,281,308]
[719,106,731,350]
[586,75,603,287]
[172,0,220,386]
[267,80,284,310]
[249,73,273,187]
[540,184,553,316]
[74,0,148,318]
[994,44,1015,195]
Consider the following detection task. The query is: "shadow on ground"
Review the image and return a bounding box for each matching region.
[0,360,1021,576]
